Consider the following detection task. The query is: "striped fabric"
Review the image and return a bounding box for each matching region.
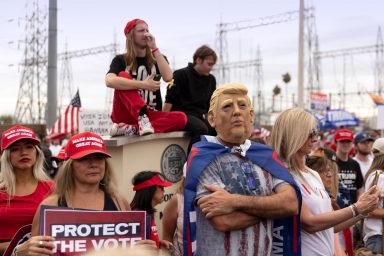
[184,136,302,256]
[49,90,81,139]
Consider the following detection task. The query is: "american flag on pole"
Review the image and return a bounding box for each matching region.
[49,90,81,139]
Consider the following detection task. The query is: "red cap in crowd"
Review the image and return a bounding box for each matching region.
[334,129,354,142]
[51,145,67,161]
[133,175,173,191]
[65,132,111,160]
[1,125,40,152]
[124,18,147,36]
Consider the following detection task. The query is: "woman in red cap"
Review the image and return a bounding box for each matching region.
[30,132,156,254]
[0,125,54,255]
[131,171,173,250]
[106,18,187,137]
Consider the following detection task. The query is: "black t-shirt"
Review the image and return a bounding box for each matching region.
[58,192,118,211]
[337,157,364,204]
[108,54,163,111]
[165,63,216,119]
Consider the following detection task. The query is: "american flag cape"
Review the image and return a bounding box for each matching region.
[336,183,353,256]
[183,136,302,256]
[49,90,81,139]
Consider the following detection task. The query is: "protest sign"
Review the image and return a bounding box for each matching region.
[78,109,113,136]
[41,209,146,255]
[309,92,328,110]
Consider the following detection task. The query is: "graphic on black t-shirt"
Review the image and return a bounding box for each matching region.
[337,158,363,204]
[108,55,163,111]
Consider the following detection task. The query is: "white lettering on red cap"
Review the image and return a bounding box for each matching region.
[72,137,103,149]
[339,132,352,137]
[6,132,20,139]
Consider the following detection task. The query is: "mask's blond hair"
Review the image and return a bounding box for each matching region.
[53,158,118,200]
[124,27,156,73]
[269,108,317,174]
[0,145,50,196]
[208,83,254,125]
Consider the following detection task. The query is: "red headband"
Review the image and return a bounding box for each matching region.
[124,19,147,36]
[133,175,173,191]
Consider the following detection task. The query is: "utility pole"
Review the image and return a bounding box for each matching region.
[47,0,58,128]
[297,0,305,108]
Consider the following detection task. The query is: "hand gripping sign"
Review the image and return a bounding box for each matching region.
[39,207,147,255]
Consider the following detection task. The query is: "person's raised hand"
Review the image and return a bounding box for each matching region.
[355,185,380,215]
[143,74,160,92]
[15,235,55,256]
[144,32,157,50]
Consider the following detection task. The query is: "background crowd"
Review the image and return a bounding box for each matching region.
[1,17,384,256]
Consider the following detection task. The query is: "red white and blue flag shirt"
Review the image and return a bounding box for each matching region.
[184,136,302,256]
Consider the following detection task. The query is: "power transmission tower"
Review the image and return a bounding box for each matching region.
[314,28,384,108]
[59,41,74,115]
[215,5,317,109]
[375,27,384,95]
[105,35,119,113]
[14,40,119,124]
[14,1,48,124]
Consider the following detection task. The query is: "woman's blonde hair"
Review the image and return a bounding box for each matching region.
[53,158,118,200]
[0,145,50,196]
[269,108,317,174]
[124,27,156,73]
[207,83,254,124]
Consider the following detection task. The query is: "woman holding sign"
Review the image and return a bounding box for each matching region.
[0,125,54,255]
[31,132,156,254]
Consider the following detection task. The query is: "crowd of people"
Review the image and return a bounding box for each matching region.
[1,17,384,256]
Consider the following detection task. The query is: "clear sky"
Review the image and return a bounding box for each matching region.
[0,0,383,121]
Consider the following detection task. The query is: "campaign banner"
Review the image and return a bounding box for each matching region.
[325,109,360,127]
[309,92,328,110]
[41,209,146,255]
[78,109,113,136]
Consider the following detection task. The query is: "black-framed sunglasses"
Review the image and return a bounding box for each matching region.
[241,162,256,191]
[308,129,318,139]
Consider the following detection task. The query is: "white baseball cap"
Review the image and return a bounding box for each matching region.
[373,138,384,155]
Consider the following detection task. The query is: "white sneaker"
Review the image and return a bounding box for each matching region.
[138,114,154,136]
[109,123,137,137]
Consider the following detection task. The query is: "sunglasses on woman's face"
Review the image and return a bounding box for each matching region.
[308,129,318,139]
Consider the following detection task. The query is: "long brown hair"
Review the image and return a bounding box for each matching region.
[365,149,384,185]
[54,158,118,200]
[306,155,339,199]
[124,27,156,73]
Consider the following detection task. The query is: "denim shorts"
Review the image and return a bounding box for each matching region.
[365,235,382,254]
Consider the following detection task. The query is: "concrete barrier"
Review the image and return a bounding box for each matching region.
[103,132,190,238]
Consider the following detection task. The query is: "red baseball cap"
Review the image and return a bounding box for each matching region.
[51,145,67,161]
[124,18,147,36]
[1,125,40,152]
[65,132,111,160]
[133,175,173,191]
[334,129,354,142]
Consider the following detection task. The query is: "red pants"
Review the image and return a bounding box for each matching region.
[111,90,187,133]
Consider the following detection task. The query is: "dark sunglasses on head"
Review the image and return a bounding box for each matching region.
[241,162,256,191]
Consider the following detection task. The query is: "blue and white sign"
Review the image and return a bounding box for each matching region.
[325,109,359,127]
